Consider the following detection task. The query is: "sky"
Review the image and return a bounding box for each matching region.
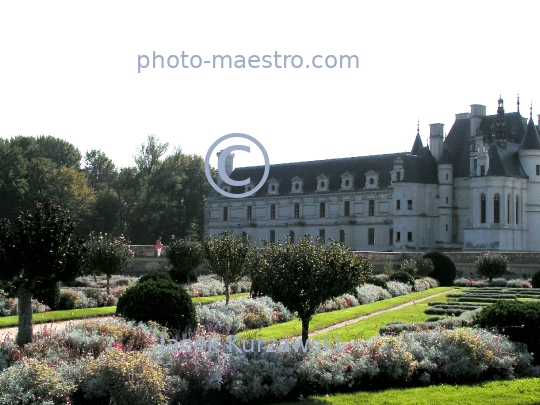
[1,1,540,173]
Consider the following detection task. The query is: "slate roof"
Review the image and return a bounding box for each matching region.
[443,112,528,178]
[411,133,424,155]
[207,148,438,200]
[520,117,540,150]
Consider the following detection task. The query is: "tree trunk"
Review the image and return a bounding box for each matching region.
[107,274,110,295]
[301,317,310,347]
[17,286,33,346]
[225,282,230,305]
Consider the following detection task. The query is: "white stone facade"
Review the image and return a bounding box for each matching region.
[205,99,540,252]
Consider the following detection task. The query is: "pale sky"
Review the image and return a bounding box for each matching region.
[1,1,539,172]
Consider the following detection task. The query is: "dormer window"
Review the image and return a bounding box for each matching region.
[267,178,279,195]
[340,171,354,190]
[222,184,232,193]
[364,170,379,189]
[291,176,304,193]
[245,182,255,193]
[316,174,329,192]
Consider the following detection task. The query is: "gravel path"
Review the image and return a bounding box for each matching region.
[307,288,456,337]
[0,316,115,341]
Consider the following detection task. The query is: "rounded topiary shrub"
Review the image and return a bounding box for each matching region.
[473,300,540,364]
[138,271,173,284]
[366,276,389,290]
[389,271,414,285]
[422,250,456,287]
[532,269,540,288]
[116,279,196,334]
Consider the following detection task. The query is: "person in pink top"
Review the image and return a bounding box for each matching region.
[155,237,163,257]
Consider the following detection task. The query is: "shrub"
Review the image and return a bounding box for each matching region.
[532,270,540,288]
[400,259,418,275]
[59,289,84,310]
[365,276,388,290]
[473,300,540,363]
[356,283,391,303]
[506,278,532,288]
[33,281,61,311]
[80,348,167,405]
[489,277,508,287]
[386,281,412,297]
[476,252,509,282]
[138,271,173,284]
[0,290,17,316]
[117,279,197,335]
[422,250,457,286]
[167,239,203,283]
[389,271,415,285]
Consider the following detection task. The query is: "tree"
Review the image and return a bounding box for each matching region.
[202,232,255,305]
[0,200,86,346]
[422,250,457,286]
[86,232,134,295]
[475,252,508,282]
[167,239,203,283]
[253,235,372,346]
[400,257,434,278]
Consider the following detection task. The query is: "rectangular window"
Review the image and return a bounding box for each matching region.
[396,171,401,182]
[407,232,413,242]
[320,202,325,218]
[407,200,413,210]
[536,165,539,175]
[396,231,401,242]
[339,230,345,243]
[396,200,401,210]
[223,206,228,221]
[445,224,448,231]
[270,204,275,220]
[368,200,374,216]
[247,206,252,220]
[319,229,325,241]
[344,200,350,216]
[480,165,486,176]
[294,203,300,219]
[270,230,275,243]
[368,228,375,245]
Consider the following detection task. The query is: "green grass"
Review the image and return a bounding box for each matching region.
[267,378,540,405]
[312,294,450,341]
[0,306,117,328]
[192,292,249,305]
[238,287,456,341]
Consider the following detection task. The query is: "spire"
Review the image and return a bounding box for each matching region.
[517,93,520,113]
[520,106,540,150]
[438,143,452,165]
[411,121,423,155]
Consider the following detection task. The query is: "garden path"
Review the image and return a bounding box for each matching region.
[0,316,115,341]
[306,288,457,337]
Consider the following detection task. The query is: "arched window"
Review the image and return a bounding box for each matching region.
[507,194,511,224]
[480,193,486,224]
[516,195,520,225]
[494,194,500,224]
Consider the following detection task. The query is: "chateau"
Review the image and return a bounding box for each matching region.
[204,98,540,252]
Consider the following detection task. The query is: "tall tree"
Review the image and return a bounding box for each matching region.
[0,200,87,345]
[253,235,372,346]
[84,149,118,191]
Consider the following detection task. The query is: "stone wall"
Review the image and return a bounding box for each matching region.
[124,246,540,279]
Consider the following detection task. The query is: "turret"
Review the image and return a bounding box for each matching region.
[437,145,453,244]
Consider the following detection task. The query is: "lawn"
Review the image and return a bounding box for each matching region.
[238,287,456,341]
[267,378,540,405]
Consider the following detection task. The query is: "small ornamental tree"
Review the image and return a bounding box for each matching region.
[0,200,86,346]
[253,235,372,346]
[422,250,457,286]
[202,232,255,305]
[475,252,509,282]
[86,232,134,295]
[167,239,203,283]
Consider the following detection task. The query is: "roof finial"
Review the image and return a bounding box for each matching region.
[517,93,520,113]
[530,101,533,118]
[417,119,420,135]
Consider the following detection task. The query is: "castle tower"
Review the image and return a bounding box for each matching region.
[519,105,540,249]
[437,145,453,244]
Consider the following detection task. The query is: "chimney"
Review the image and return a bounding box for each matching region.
[455,112,471,120]
[429,123,444,161]
[470,104,486,138]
